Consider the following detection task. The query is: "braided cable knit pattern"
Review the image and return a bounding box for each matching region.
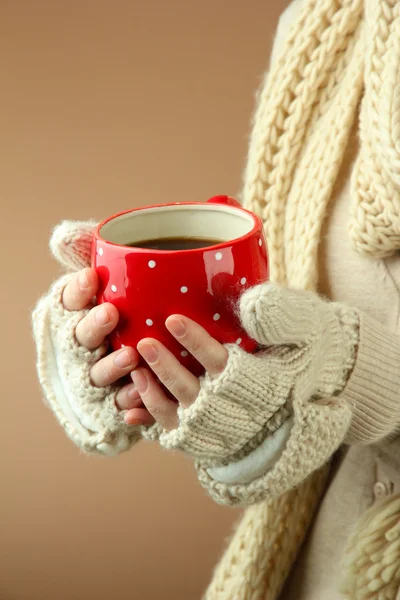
[242,0,363,287]
[32,1,400,593]
[350,0,400,255]
[203,465,331,600]
[207,0,400,598]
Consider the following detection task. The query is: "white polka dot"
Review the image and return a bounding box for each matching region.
[236,338,242,345]
[180,286,188,293]
[181,350,189,357]
[111,284,117,292]
[98,247,104,256]
[215,252,223,261]
[148,260,156,268]
[213,313,220,321]
[259,239,263,247]
[240,277,247,285]
[146,319,153,326]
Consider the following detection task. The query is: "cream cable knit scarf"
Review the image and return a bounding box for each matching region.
[205,0,400,598]
[244,0,400,290]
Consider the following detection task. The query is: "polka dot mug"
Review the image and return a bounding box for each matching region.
[92,195,269,376]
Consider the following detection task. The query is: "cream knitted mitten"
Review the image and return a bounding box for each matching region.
[160,284,358,506]
[32,220,160,456]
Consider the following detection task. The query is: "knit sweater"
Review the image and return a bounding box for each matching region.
[205,1,400,598]
[31,0,400,598]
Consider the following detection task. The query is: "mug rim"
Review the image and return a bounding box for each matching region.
[95,201,264,254]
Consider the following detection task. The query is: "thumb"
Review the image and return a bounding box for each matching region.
[50,220,97,271]
[239,283,318,346]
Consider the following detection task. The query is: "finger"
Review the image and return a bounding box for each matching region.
[131,368,179,430]
[165,315,228,378]
[116,383,156,425]
[124,407,156,427]
[90,347,140,387]
[76,303,119,349]
[62,268,98,311]
[239,283,316,346]
[137,340,200,408]
[115,383,142,410]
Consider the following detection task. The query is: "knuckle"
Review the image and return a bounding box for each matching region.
[145,402,164,418]
[174,381,191,399]
[188,338,205,358]
[212,356,227,374]
[157,367,175,389]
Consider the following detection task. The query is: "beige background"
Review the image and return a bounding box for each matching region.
[1,2,283,599]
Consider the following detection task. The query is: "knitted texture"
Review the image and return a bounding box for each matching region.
[32,0,400,594]
[340,494,400,599]
[159,344,292,466]
[344,313,400,444]
[242,0,400,290]
[208,0,400,597]
[160,283,357,504]
[33,222,161,455]
[50,219,97,271]
[203,464,331,600]
[350,0,400,256]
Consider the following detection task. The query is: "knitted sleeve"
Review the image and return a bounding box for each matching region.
[193,290,400,506]
[341,312,400,445]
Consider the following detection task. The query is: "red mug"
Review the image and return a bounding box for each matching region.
[92,195,269,375]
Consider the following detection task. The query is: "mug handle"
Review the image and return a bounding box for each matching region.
[207,195,242,209]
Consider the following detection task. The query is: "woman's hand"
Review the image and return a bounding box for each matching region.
[119,316,229,430]
[61,267,155,425]
[61,267,227,429]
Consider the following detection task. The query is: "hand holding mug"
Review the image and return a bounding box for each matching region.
[60,266,231,429]
[92,195,269,376]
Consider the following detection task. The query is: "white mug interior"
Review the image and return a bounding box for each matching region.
[99,203,255,247]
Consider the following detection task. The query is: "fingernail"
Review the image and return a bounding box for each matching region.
[78,269,90,289]
[125,414,146,426]
[167,318,186,338]
[95,305,110,326]
[132,370,148,394]
[114,349,132,369]
[138,342,158,364]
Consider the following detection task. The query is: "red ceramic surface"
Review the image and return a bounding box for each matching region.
[92,195,269,375]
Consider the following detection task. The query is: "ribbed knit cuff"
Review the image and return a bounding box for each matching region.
[159,345,291,464]
[343,313,400,444]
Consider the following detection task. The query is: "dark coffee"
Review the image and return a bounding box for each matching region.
[127,236,223,250]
